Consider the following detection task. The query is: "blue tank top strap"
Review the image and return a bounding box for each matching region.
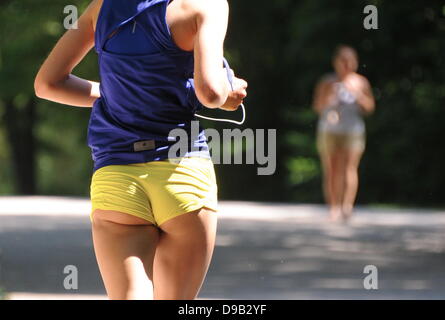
[95,0,173,54]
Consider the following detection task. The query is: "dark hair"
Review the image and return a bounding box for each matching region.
[333,44,358,61]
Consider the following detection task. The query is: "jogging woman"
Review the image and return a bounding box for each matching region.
[35,0,247,299]
[313,45,374,222]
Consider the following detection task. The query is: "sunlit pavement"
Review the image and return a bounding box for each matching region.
[1,196,445,300]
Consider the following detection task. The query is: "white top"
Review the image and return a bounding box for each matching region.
[317,75,365,135]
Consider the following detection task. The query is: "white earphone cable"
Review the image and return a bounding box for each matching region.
[195,103,246,125]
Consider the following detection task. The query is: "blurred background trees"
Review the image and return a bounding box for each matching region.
[0,0,444,206]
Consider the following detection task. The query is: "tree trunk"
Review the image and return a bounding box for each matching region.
[3,98,37,195]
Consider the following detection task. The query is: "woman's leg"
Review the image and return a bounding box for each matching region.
[321,148,346,221]
[329,149,347,221]
[153,208,217,300]
[342,149,364,218]
[92,209,160,300]
[318,133,344,221]
[320,153,333,207]
[321,153,340,220]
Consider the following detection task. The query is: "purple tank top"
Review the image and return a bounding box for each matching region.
[88,0,210,172]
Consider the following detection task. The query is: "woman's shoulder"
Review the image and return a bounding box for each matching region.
[180,0,228,18]
[315,73,337,91]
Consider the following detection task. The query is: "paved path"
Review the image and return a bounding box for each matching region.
[1,196,445,300]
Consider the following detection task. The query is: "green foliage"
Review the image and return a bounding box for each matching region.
[222,0,445,206]
[0,0,444,206]
[0,0,94,196]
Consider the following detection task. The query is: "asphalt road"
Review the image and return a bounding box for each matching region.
[1,197,445,300]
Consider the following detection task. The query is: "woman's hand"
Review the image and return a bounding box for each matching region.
[219,75,248,111]
[343,73,364,96]
[312,78,337,114]
[343,73,375,114]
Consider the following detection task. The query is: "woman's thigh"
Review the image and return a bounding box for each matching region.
[344,148,364,172]
[92,209,160,300]
[343,134,365,170]
[153,208,218,300]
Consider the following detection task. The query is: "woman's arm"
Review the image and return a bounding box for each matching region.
[34,0,101,107]
[312,79,330,114]
[193,0,247,110]
[193,0,230,108]
[344,74,375,114]
[356,77,375,114]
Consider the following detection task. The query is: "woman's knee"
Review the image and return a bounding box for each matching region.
[345,166,359,182]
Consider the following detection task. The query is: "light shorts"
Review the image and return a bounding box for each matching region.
[317,131,366,155]
[90,157,218,226]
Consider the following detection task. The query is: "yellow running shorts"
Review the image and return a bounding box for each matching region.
[316,131,366,155]
[90,157,218,226]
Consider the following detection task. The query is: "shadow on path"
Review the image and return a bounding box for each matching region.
[1,198,445,299]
